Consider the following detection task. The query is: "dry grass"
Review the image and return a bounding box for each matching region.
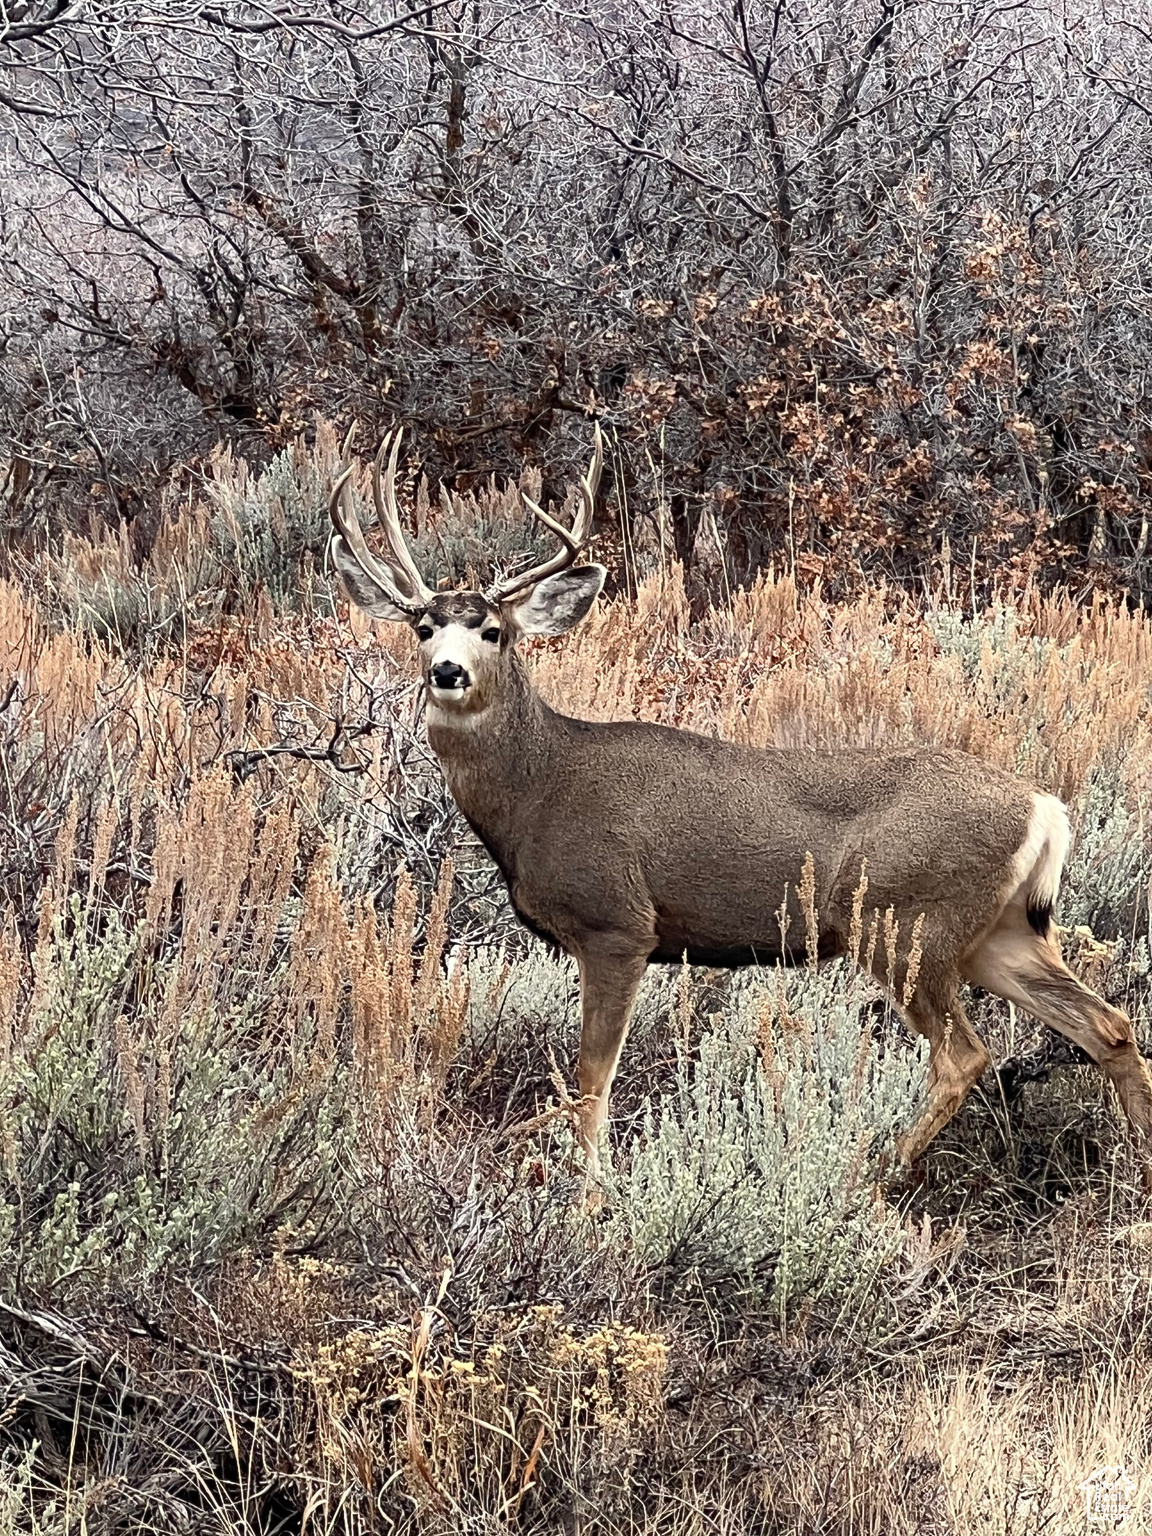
[0,433,1150,1532]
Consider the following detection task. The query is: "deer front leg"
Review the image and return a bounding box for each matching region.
[574,941,651,1184]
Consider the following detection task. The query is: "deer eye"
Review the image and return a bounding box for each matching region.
[482,626,501,644]
[416,624,433,641]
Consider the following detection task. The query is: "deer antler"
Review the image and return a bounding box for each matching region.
[328,430,433,616]
[371,429,435,605]
[486,425,603,604]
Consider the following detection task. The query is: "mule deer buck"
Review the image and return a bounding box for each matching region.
[328,428,1152,1188]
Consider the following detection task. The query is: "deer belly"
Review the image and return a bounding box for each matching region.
[649,937,784,968]
[650,902,786,969]
[648,859,841,968]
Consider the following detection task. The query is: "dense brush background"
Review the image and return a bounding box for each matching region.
[5,0,1152,601]
[3,3,1152,1533]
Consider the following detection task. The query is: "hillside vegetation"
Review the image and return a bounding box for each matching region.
[0,430,1150,1532]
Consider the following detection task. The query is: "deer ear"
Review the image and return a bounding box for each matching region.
[504,564,606,637]
[332,536,417,623]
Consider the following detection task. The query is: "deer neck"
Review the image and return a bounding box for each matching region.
[425,651,555,866]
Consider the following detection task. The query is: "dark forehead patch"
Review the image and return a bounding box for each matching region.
[424,591,495,628]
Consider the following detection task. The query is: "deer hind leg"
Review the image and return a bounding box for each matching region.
[573,940,651,1182]
[962,904,1152,1186]
[896,974,992,1166]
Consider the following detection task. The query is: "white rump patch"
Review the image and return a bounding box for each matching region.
[1006,792,1070,913]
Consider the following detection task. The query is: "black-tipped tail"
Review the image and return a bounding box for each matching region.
[1027,898,1053,937]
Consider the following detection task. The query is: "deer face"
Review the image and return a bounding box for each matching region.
[415,592,505,712]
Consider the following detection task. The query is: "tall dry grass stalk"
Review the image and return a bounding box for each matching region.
[744,1334,1152,1536]
[2,755,468,1174]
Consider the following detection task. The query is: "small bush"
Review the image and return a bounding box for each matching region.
[407,464,557,591]
[927,602,1059,697]
[0,892,354,1294]
[0,1448,33,1536]
[610,962,927,1324]
[46,507,219,649]
[1063,763,1151,944]
[207,429,340,609]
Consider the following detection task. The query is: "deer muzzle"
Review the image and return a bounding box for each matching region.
[430,660,471,698]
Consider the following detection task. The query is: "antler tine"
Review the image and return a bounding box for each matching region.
[372,428,435,604]
[486,424,604,604]
[328,466,427,617]
[576,420,603,540]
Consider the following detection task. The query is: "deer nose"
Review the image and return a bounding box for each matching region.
[431,660,470,690]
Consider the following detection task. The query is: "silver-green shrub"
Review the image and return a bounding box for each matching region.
[52,555,189,648]
[462,944,685,1058]
[47,517,219,650]
[1062,764,1150,942]
[407,471,555,591]
[1059,764,1152,1030]
[208,436,336,608]
[466,948,927,1322]
[926,603,1060,702]
[0,1447,33,1536]
[607,962,927,1322]
[1,896,352,1294]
